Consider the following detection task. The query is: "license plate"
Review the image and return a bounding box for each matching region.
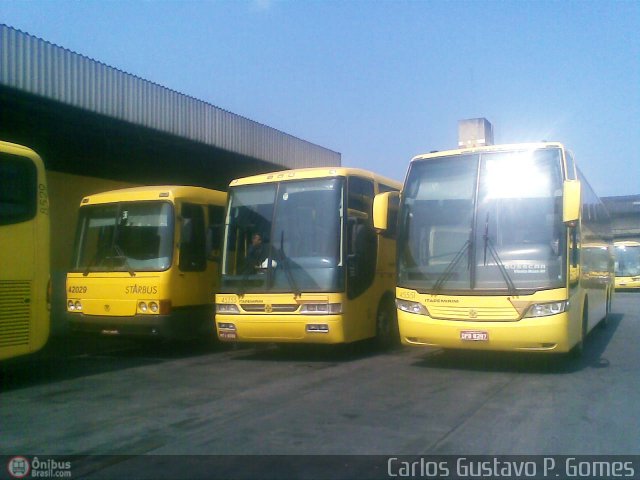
[219,331,237,340]
[460,330,488,341]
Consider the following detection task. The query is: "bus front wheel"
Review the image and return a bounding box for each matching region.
[375,296,399,350]
[599,290,612,329]
[570,302,588,359]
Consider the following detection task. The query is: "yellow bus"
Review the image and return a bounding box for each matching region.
[0,141,50,360]
[375,142,614,356]
[614,240,640,291]
[215,167,401,347]
[66,185,226,340]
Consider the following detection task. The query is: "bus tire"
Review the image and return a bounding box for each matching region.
[570,301,588,359]
[375,295,399,350]
[599,290,611,329]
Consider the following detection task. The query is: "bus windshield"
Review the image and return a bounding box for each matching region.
[72,201,174,273]
[615,244,640,277]
[399,148,565,293]
[221,177,344,293]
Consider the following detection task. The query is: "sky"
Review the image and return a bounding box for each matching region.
[1,0,639,196]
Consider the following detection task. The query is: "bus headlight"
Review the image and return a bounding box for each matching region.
[149,302,159,313]
[138,301,148,313]
[524,301,568,318]
[300,303,342,314]
[74,301,82,311]
[396,299,430,316]
[67,300,76,311]
[216,304,240,314]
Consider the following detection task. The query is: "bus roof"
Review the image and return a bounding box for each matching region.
[411,142,566,162]
[79,185,226,206]
[229,166,402,190]
[0,140,45,167]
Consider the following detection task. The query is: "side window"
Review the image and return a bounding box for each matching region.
[347,176,377,299]
[0,152,37,226]
[565,151,577,180]
[207,205,225,253]
[180,203,206,272]
[378,183,398,194]
[348,176,374,214]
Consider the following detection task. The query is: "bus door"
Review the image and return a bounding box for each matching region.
[345,176,377,339]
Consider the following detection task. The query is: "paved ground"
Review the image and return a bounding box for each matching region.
[1,293,638,478]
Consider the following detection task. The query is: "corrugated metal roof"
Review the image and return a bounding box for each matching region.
[0,24,341,169]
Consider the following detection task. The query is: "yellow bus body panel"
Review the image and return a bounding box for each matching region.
[615,276,640,290]
[67,272,166,316]
[396,287,581,353]
[0,141,50,360]
[216,293,349,343]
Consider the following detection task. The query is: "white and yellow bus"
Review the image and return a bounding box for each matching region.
[215,167,401,347]
[614,240,640,291]
[375,142,614,355]
[66,185,226,340]
[0,141,50,360]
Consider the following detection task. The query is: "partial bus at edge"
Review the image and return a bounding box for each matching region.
[374,142,614,356]
[0,141,50,360]
[215,167,401,347]
[614,240,640,291]
[66,185,226,340]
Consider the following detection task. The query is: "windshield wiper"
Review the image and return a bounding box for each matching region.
[276,231,301,297]
[112,243,136,277]
[83,247,107,276]
[83,243,135,277]
[432,239,472,293]
[482,213,516,295]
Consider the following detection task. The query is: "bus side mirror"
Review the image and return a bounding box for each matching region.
[373,191,399,237]
[563,180,581,225]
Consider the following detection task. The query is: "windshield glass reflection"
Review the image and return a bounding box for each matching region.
[72,202,174,272]
[221,178,344,293]
[615,244,640,277]
[399,148,565,293]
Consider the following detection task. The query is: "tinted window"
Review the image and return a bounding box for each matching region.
[208,205,226,252]
[72,201,174,272]
[347,176,377,298]
[0,152,37,225]
[565,151,577,180]
[348,176,375,214]
[180,203,206,272]
[378,183,399,194]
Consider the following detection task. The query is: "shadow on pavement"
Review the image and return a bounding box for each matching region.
[411,313,623,374]
[230,338,398,364]
[0,334,232,392]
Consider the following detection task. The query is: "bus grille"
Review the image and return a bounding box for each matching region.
[428,305,519,321]
[0,281,31,347]
[240,304,299,313]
